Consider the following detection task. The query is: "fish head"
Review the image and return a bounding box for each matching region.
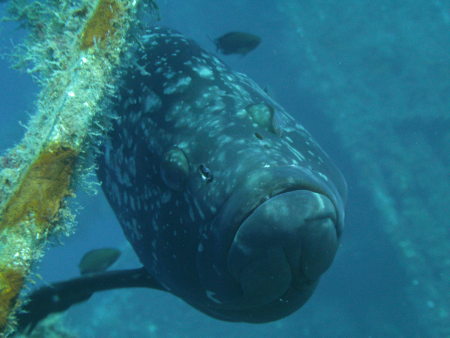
[178,99,346,322]
[152,70,346,321]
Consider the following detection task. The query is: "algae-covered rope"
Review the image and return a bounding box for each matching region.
[0,0,158,334]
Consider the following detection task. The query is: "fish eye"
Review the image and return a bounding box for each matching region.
[160,147,190,191]
[198,164,213,183]
[245,102,280,135]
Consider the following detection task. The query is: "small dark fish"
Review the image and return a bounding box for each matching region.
[78,248,121,275]
[214,31,261,55]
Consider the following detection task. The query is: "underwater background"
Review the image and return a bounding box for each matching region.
[0,0,448,337]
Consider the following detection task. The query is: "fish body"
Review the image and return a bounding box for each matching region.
[214,31,261,55]
[98,26,346,322]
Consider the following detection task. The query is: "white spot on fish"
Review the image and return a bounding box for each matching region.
[163,76,192,95]
[144,92,162,113]
[206,290,222,304]
[192,65,214,80]
[161,191,172,204]
[317,171,329,182]
[314,193,325,211]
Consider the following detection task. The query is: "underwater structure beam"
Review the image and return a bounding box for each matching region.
[0,0,157,334]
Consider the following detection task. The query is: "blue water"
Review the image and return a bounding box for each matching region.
[1,1,448,337]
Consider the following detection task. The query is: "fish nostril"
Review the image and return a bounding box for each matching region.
[198,164,214,183]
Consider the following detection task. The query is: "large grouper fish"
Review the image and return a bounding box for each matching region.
[18,26,347,330]
[98,26,347,322]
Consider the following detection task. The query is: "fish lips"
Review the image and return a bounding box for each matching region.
[196,165,345,319]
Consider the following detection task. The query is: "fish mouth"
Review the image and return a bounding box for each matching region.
[221,165,343,241]
[233,186,339,243]
[226,190,338,316]
[196,165,344,321]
